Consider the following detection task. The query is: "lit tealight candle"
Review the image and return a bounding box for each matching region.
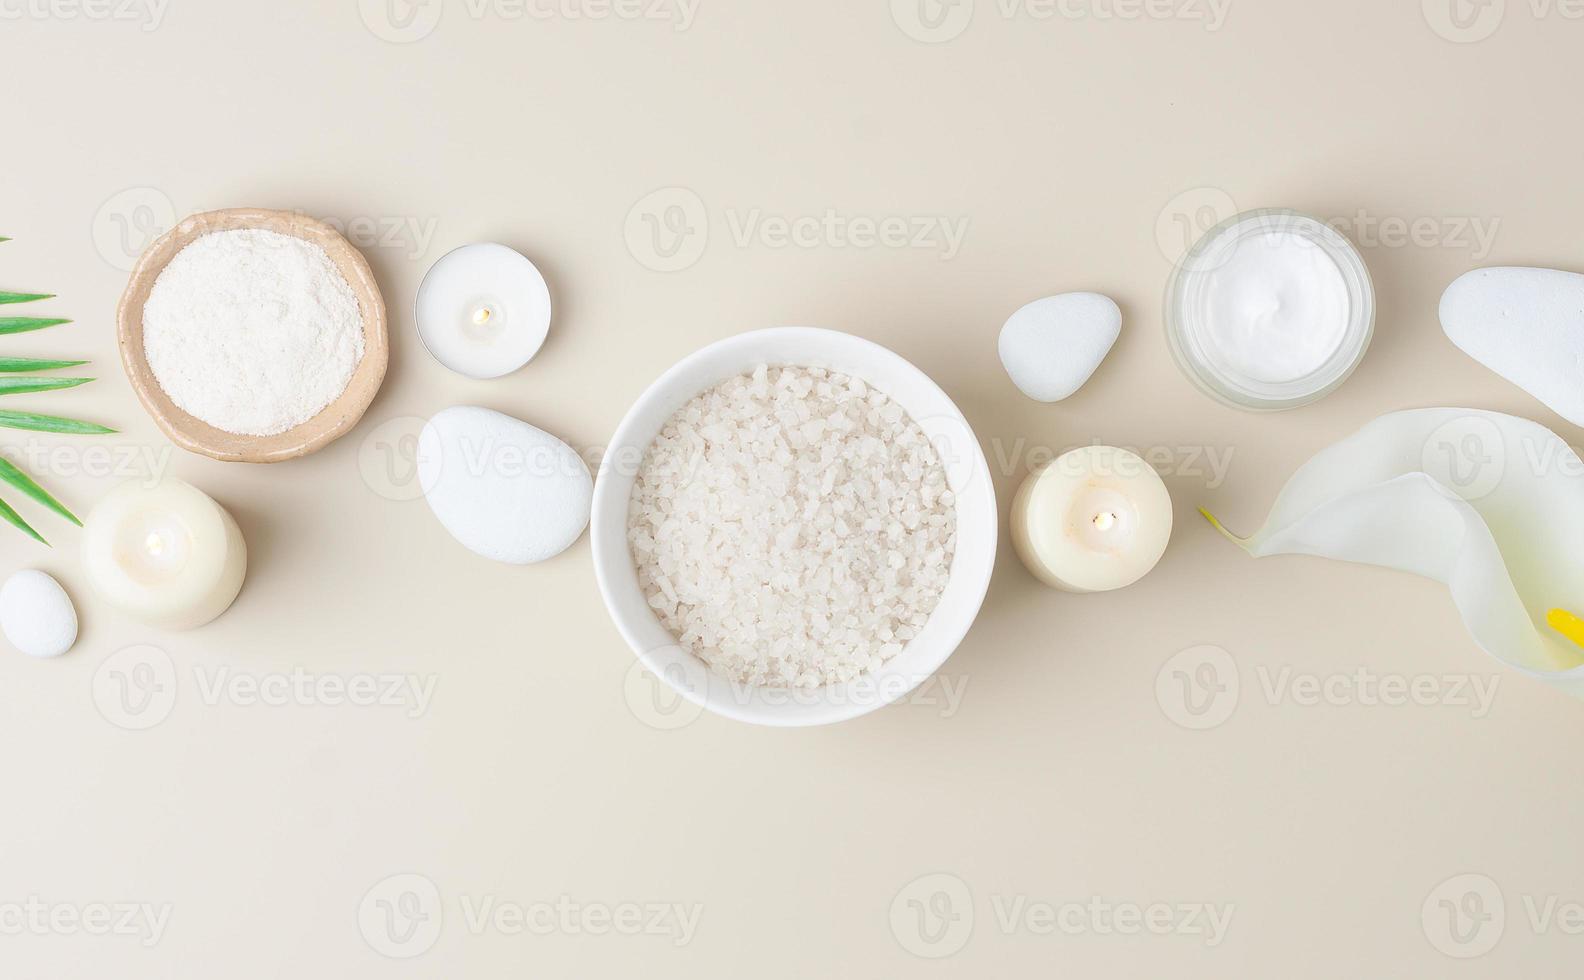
[415,243,552,380]
[1011,446,1174,593]
[82,479,247,631]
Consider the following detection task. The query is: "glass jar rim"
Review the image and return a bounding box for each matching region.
[1164,208,1376,412]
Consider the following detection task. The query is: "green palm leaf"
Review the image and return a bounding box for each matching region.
[0,317,70,335]
[0,409,115,434]
[0,495,46,544]
[0,457,78,525]
[1,238,101,543]
[0,357,85,373]
[0,377,91,395]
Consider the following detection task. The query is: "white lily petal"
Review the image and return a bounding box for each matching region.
[1214,408,1584,695]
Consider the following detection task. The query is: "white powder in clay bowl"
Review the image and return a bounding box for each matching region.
[142,228,365,437]
[628,364,957,689]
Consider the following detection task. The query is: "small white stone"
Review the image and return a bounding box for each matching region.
[998,292,1122,402]
[1441,267,1584,427]
[0,569,78,659]
[418,406,592,565]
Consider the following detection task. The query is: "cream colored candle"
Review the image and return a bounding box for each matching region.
[82,479,247,630]
[1011,446,1173,593]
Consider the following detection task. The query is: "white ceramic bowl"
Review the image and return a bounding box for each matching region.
[591,327,997,727]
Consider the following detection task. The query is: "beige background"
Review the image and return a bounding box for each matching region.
[2,0,1582,975]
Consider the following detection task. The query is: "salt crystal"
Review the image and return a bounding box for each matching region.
[627,365,956,689]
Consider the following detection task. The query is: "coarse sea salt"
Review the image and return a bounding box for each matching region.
[627,364,957,689]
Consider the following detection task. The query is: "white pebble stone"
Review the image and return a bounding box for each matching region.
[998,292,1122,402]
[0,569,78,659]
[1441,267,1584,427]
[418,406,592,565]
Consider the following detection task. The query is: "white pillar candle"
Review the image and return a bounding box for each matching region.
[1011,446,1173,593]
[415,243,552,380]
[82,479,247,631]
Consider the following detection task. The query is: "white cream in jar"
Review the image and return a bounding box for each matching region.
[1166,209,1374,410]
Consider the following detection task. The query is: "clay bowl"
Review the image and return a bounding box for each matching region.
[117,207,389,464]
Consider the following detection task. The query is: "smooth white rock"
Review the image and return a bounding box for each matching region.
[998,292,1122,402]
[1441,267,1584,427]
[418,406,592,565]
[0,569,78,659]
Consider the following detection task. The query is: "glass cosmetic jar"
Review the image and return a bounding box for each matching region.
[1165,208,1375,411]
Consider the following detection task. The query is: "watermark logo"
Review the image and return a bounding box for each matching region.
[92,186,176,272]
[890,873,974,958]
[1422,873,1505,958]
[359,416,430,502]
[623,653,709,731]
[891,0,975,43]
[359,873,444,958]
[92,645,178,731]
[1156,186,1239,266]
[625,187,709,272]
[1423,0,1506,42]
[1156,645,1239,730]
[1423,415,1506,502]
[360,0,444,42]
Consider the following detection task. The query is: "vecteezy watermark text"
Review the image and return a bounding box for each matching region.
[1,439,172,486]
[0,898,172,947]
[1155,188,1503,265]
[458,895,703,945]
[891,0,1230,43]
[360,0,699,42]
[624,187,970,272]
[1156,646,1502,731]
[987,437,1235,488]
[889,872,1232,959]
[357,873,702,959]
[624,654,970,730]
[92,645,439,731]
[0,0,169,31]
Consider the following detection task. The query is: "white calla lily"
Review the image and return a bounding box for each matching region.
[1205,409,1584,696]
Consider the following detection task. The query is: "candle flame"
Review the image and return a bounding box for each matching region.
[145,532,165,556]
[1093,512,1117,532]
[472,306,493,326]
